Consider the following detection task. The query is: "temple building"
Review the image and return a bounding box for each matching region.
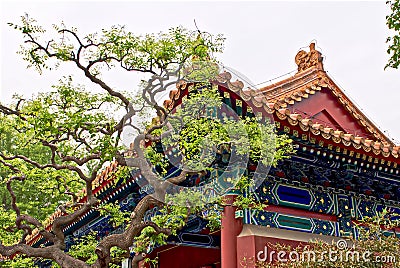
[27,43,400,268]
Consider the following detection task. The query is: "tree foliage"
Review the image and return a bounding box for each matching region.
[386,0,400,68]
[0,15,293,268]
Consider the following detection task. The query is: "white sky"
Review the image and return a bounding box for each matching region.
[1,0,400,143]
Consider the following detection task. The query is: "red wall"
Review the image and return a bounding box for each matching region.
[155,246,220,268]
[290,88,372,138]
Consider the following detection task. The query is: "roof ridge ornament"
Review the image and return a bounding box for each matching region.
[295,43,324,73]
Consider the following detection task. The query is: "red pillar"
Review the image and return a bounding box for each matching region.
[221,194,243,268]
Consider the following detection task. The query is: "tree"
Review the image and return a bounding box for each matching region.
[0,15,294,268]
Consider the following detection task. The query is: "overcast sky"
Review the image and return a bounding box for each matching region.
[1,1,400,143]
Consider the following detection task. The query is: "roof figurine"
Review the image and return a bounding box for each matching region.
[295,42,324,73]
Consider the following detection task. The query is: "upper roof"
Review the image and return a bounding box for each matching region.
[165,43,400,159]
[259,43,393,146]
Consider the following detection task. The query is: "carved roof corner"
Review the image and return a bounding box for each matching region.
[295,43,324,73]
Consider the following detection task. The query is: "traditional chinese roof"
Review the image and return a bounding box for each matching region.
[259,43,392,144]
[26,42,400,248]
[164,43,399,159]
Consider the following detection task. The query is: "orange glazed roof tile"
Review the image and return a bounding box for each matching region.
[164,43,399,159]
[164,72,400,159]
[258,43,393,146]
